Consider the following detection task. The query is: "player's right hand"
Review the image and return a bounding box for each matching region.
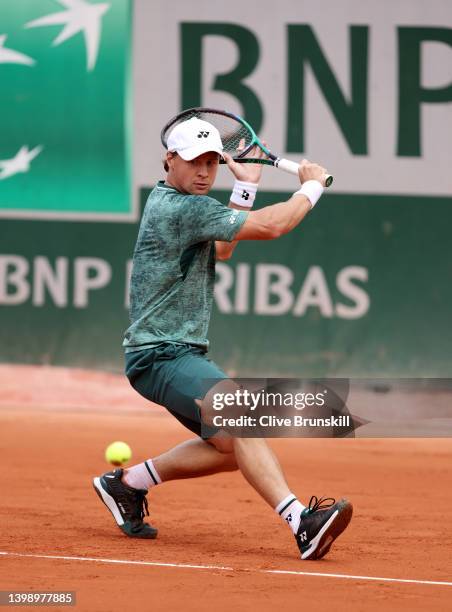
[223,140,266,184]
[298,159,328,186]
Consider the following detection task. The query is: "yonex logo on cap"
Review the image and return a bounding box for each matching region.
[197,131,210,138]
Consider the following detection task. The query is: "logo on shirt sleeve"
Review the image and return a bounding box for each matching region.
[228,209,240,224]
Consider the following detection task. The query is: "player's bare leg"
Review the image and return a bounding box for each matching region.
[124,438,237,483]
[123,436,288,505]
[140,435,288,503]
[230,437,290,507]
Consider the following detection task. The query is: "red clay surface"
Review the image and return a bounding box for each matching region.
[1,365,452,611]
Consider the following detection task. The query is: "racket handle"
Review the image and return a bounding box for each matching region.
[275,157,333,188]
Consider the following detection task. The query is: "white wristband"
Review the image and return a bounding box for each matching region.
[230,180,258,208]
[293,180,324,209]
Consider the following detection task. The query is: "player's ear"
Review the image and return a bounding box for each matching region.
[165,151,177,172]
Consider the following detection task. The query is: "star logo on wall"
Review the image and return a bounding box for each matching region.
[0,34,35,66]
[25,0,110,71]
[0,145,44,180]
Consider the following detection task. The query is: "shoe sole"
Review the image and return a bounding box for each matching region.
[301,500,353,560]
[93,477,158,539]
[93,477,125,526]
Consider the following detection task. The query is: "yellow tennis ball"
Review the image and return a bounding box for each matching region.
[105,441,132,466]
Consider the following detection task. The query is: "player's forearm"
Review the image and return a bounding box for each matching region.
[256,194,312,237]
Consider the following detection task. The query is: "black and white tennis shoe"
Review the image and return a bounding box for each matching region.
[295,496,353,560]
[93,468,158,539]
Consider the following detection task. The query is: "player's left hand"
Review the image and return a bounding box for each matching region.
[223,140,267,184]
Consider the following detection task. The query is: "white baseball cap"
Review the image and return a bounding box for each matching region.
[167,117,224,161]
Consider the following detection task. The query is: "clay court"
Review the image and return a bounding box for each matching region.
[1,365,451,611]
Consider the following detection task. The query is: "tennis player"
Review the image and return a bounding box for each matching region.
[93,117,353,560]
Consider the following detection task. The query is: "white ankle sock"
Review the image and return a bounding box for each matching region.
[275,494,306,535]
[122,459,162,490]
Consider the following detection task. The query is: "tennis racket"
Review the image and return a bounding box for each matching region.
[161,107,333,187]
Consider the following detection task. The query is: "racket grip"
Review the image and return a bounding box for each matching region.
[275,157,333,188]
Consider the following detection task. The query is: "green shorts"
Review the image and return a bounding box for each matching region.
[125,343,228,439]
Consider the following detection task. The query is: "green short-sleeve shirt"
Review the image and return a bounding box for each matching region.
[123,181,248,352]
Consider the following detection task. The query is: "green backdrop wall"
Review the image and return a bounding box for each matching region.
[1,189,451,377]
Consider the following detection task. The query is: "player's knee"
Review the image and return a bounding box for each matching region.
[206,435,234,454]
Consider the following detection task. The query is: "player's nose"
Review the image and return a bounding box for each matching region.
[197,164,209,177]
